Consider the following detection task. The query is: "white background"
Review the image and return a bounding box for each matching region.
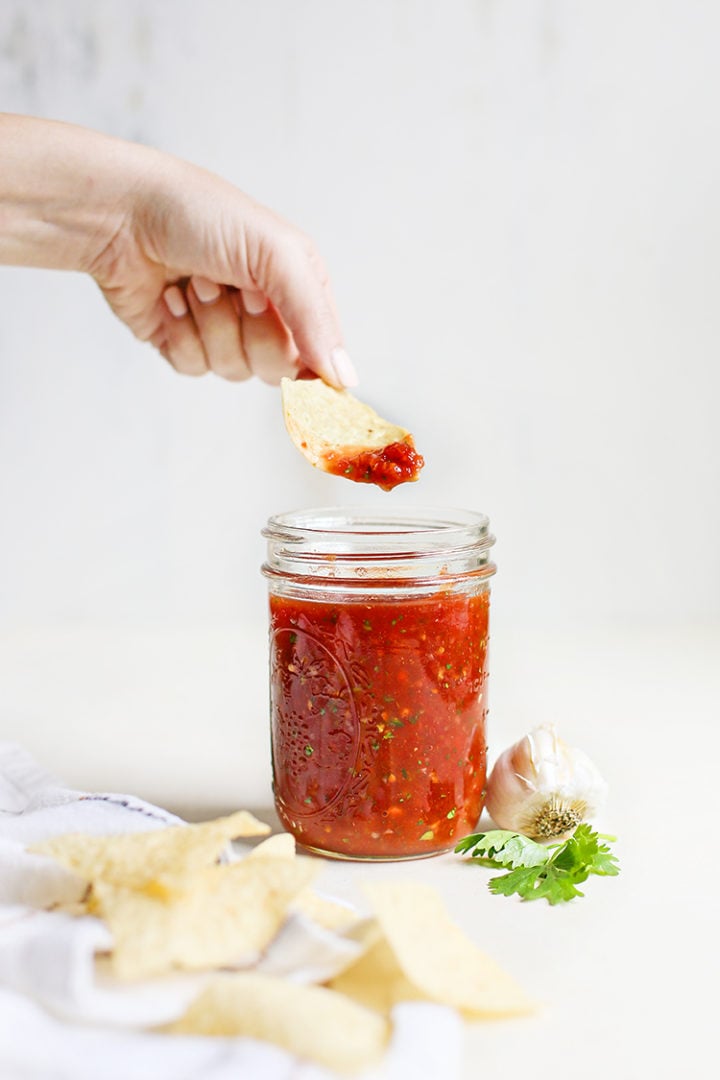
[0,7,718,1078]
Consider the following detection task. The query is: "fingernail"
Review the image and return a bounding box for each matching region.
[242,288,269,316]
[192,276,222,304]
[330,346,359,388]
[164,285,188,318]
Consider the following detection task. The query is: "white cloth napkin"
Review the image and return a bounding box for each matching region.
[0,743,462,1080]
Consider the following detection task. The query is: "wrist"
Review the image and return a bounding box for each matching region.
[0,114,150,275]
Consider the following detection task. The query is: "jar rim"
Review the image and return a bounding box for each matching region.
[263,506,491,546]
[262,507,495,591]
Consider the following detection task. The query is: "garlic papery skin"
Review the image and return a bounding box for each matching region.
[485,723,609,840]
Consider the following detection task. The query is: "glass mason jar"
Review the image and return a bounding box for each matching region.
[262,508,496,860]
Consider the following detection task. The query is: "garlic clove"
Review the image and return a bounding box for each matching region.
[485,723,608,840]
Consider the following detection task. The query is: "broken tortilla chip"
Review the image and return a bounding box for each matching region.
[359,881,535,1018]
[246,832,296,860]
[168,972,389,1074]
[329,931,427,1013]
[291,888,362,933]
[96,856,316,980]
[281,376,424,491]
[30,810,270,892]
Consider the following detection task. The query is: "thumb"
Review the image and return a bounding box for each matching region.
[246,222,358,389]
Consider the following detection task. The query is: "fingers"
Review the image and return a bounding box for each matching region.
[161,278,301,385]
[186,277,251,382]
[237,293,299,386]
[162,286,208,376]
[241,288,268,315]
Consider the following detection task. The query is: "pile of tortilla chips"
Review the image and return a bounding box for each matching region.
[31,811,533,1074]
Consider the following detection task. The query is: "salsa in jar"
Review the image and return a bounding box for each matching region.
[262,508,496,860]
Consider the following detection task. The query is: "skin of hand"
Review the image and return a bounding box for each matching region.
[0,113,357,388]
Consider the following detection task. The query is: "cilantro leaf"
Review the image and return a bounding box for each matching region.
[589,846,621,876]
[552,824,620,878]
[454,830,549,868]
[580,828,620,877]
[456,824,620,904]
[488,864,586,904]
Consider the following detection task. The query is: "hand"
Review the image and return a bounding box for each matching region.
[93,156,357,387]
[0,114,357,387]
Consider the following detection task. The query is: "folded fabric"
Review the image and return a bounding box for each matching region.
[0,985,334,1080]
[0,743,461,1080]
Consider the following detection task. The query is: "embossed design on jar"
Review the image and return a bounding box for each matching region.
[270,627,361,817]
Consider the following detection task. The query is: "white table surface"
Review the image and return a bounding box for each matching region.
[1,617,717,1080]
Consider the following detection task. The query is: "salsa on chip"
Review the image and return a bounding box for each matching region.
[281,376,424,490]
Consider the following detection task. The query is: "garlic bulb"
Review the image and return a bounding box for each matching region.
[485,723,608,840]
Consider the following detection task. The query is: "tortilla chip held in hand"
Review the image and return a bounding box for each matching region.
[281,376,424,491]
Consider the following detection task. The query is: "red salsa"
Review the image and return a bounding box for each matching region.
[269,589,489,858]
[323,440,424,491]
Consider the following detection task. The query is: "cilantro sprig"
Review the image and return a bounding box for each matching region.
[455,824,620,904]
